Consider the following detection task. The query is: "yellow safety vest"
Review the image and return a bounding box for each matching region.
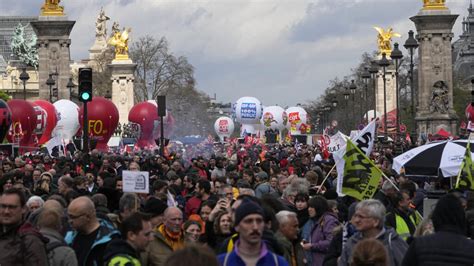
[394,213,418,241]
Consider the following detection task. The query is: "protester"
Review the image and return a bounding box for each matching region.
[146,207,185,265]
[164,245,219,266]
[402,194,474,265]
[339,199,407,266]
[37,208,78,266]
[275,210,305,266]
[65,196,120,266]
[184,220,203,244]
[350,239,388,266]
[217,199,288,266]
[0,188,48,265]
[104,212,154,266]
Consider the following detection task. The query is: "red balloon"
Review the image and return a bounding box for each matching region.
[0,100,12,143]
[6,100,37,149]
[32,100,58,145]
[79,97,119,152]
[129,102,159,148]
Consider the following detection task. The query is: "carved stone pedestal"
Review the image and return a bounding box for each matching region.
[30,16,75,101]
[411,7,459,135]
[109,59,137,125]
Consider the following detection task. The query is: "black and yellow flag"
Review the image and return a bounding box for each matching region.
[342,139,382,200]
[456,141,474,190]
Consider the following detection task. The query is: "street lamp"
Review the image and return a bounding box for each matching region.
[390,43,403,141]
[46,74,56,102]
[369,62,379,121]
[361,67,371,123]
[331,97,338,108]
[378,53,391,140]
[19,67,29,100]
[66,77,75,101]
[350,80,357,126]
[404,30,419,141]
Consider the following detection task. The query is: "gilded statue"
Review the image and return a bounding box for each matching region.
[422,0,447,10]
[108,25,131,60]
[374,27,401,56]
[41,0,65,16]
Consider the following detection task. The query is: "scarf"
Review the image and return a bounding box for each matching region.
[157,224,184,251]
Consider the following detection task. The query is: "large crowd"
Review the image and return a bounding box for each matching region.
[0,141,473,266]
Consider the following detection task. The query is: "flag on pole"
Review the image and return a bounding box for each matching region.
[456,141,474,190]
[342,139,382,200]
[334,119,377,195]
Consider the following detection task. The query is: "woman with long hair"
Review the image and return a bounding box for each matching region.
[301,196,340,266]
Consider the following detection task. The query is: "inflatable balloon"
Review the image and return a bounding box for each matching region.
[466,104,474,131]
[0,100,12,143]
[6,100,37,149]
[33,100,58,145]
[286,106,308,135]
[52,100,80,140]
[79,97,119,151]
[147,100,175,138]
[233,97,263,124]
[129,102,159,148]
[261,106,286,130]
[214,117,234,141]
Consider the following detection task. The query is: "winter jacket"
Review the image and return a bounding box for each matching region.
[217,241,289,266]
[104,239,141,266]
[0,222,48,266]
[144,224,184,266]
[339,227,408,266]
[301,218,316,265]
[65,219,120,266]
[402,230,474,266]
[217,230,285,256]
[309,212,340,266]
[40,228,78,266]
[274,231,305,266]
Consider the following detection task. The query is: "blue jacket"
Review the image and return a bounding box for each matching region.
[217,242,288,266]
[65,219,120,266]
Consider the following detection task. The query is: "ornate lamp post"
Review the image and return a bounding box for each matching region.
[344,88,350,132]
[378,53,391,140]
[19,67,30,100]
[66,77,75,101]
[369,62,379,121]
[361,67,371,123]
[46,74,56,102]
[404,30,419,140]
[349,80,357,126]
[390,43,403,141]
[324,104,331,131]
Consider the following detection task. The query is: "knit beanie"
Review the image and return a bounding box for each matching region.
[234,200,264,226]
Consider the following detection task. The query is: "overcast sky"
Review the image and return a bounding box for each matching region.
[0,0,470,106]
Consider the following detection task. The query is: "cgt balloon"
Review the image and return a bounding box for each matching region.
[79,97,119,152]
[32,100,58,145]
[0,100,12,143]
[214,116,234,142]
[6,100,37,149]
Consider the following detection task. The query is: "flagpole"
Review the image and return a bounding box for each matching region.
[316,164,336,194]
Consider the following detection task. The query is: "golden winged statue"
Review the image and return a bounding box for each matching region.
[422,0,447,10]
[41,0,65,16]
[108,27,131,60]
[374,27,401,56]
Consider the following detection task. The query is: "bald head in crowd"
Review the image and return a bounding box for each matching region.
[68,196,99,234]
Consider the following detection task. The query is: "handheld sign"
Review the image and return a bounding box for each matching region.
[122,170,149,194]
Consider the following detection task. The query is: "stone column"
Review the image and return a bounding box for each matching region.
[30,16,75,101]
[375,68,397,118]
[411,7,459,135]
[109,59,137,125]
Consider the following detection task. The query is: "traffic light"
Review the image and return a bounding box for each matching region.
[78,68,93,102]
